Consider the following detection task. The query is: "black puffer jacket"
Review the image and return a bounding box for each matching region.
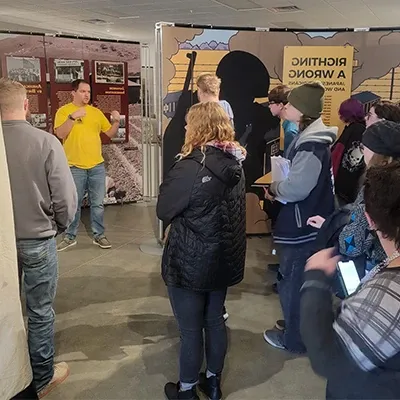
[157,146,246,292]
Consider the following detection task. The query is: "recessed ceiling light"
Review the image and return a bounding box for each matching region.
[118,16,140,20]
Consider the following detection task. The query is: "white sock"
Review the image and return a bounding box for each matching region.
[180,382,196,391]
[206,370,216,379]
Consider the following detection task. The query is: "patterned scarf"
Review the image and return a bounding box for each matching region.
[206,141,246,165]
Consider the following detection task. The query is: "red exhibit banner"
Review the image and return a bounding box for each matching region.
[2,55,48,130]
[49,58,90,133]
[91,60,129,144]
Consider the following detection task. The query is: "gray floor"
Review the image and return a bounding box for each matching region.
[47,203,325,399]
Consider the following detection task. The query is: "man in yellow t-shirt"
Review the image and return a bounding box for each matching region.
[54,79,120,251]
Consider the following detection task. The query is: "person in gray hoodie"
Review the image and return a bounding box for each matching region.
[0,78,77,398]
[263,82,337,353]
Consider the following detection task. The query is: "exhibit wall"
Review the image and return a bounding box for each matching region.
[0,33,143,204]
[160,26,400,234]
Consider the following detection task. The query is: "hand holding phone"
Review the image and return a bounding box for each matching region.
[337,261,361,296]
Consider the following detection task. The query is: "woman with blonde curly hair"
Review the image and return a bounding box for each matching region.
[157,102,246,400]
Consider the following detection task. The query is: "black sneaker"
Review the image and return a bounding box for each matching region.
[198,373,222,400]
[164,382,199,400]
[275,320,285,331]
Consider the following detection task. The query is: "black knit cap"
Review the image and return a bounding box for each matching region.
[362,120,400,158]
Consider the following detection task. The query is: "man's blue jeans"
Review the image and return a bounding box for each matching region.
[278,242,315,353]
[17,237,58,392]
[66,163,106,240]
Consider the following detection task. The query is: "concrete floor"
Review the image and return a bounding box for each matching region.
[47,203,326,400]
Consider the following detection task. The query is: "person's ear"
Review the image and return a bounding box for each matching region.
[365,211,376,230]
[24,98,29,115]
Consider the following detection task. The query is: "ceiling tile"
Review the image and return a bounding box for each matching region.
[1,0,400,41]
[211,0,265,10]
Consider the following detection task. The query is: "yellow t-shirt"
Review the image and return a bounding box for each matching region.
[54,103,112,169]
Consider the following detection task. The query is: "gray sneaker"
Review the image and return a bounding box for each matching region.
[93,236,112,249]
[57,237,77,252]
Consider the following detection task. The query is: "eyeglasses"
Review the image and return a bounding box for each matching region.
[268,101,287,106]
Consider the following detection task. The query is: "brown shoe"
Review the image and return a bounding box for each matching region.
[38,362,70,398]
[93,236,112,249]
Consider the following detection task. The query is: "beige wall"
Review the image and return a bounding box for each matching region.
[0,118,32,398]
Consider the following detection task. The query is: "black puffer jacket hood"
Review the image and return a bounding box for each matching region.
[187,146,243,187]
[157,145,246,292]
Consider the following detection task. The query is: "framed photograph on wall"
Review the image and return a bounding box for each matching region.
[54,59,85,83]
[94,61,125,84]
[6,56,41,83]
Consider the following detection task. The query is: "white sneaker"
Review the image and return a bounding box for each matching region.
[38,362,70,398]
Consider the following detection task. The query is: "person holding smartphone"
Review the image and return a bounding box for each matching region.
[308,120,400,284]
[301,161,400,400]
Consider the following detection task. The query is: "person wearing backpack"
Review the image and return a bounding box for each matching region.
[301,161,400,399]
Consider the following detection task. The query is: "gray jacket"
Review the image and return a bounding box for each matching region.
[2,120,77,239]
[270,118,337,244]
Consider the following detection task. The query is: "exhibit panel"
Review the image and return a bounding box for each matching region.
[157,24,400,239]
[282,45,354,132]
[0,32,143,204]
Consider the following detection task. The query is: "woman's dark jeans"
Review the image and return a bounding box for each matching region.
[168,286,228,384]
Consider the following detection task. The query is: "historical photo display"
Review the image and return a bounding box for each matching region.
[30,113,47,129]
[111,114,126,142]
[6,56,41,83]
[54,59,84,83]
[95,61,125,84]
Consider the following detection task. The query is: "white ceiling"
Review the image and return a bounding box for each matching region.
[0,0,399,43]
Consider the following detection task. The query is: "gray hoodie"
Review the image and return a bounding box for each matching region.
[271,118,337,203]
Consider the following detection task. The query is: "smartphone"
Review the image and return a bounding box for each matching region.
[337,261,361,296]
